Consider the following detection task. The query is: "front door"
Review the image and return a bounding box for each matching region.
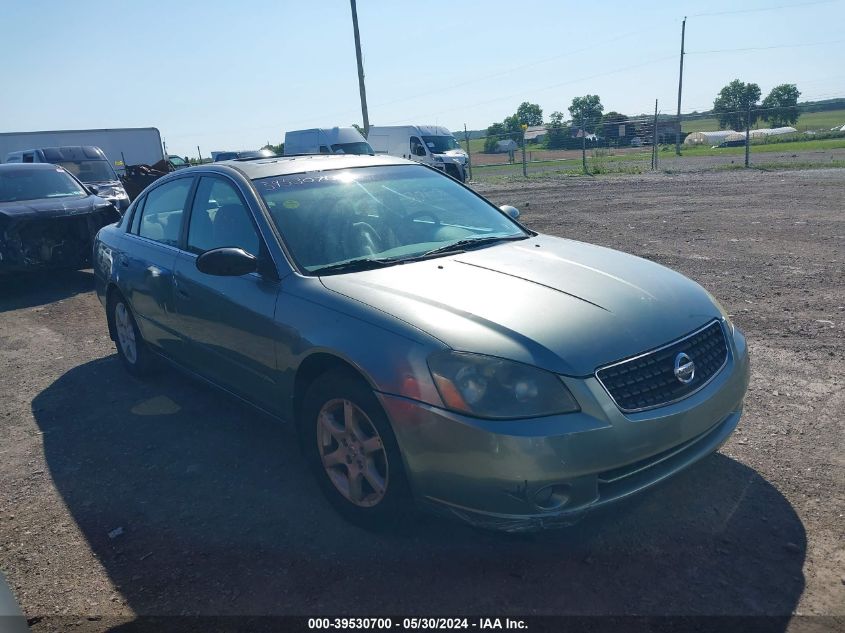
[172,175,281,413]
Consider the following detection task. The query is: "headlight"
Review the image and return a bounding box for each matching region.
[428,351,580,419]
[703,289,734,334]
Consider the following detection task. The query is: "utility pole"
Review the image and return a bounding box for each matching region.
[675,16,686,156]
[349,0,370,136]
[197,145,203,164]
[464,123,473,181]
[521,124,527,177]
[581,115,587,174]
[745,100,751,168]
[652,99,659,170]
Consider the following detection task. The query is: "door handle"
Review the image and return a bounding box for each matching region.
[173,275,189,299]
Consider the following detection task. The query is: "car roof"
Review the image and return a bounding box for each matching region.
[0,163,68,172]
[215,153,413,180]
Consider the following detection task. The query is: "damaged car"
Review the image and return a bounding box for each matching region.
[5,146,131,213]
[93,155,749,532]
[0,163,120,274]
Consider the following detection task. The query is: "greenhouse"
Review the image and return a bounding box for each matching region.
[684,130,739,146]
[749,127,798,138]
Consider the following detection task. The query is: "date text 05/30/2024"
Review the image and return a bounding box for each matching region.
[307,618,528,630]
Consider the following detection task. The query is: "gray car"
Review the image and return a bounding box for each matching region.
[93,154,750,532]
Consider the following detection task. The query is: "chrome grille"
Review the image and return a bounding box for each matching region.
[596,320,729,412]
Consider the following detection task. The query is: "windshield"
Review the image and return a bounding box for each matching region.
[56,159,117,183]
[330,142,374,155]
[422,135,460,153]
[0,167,87,203]
[254,165,525,273]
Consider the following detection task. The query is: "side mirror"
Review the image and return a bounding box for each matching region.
[500,204,520,220]
[196,247,258,276]
[87,184,100,196]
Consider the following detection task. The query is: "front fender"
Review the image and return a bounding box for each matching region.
[275,276,447,420]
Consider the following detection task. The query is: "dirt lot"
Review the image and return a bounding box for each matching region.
[0,168,843,630]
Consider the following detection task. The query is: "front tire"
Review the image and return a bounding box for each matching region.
[109,293,156,378]
[300,369,410,528]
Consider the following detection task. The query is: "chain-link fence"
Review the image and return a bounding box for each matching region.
[463,103,845,182]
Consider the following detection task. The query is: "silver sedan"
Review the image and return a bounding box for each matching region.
[93,154,750,531]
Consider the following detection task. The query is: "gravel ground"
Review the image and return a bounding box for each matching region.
[0,168,843,631]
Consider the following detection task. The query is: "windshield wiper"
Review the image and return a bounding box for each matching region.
[423,234,529,257]
[312,257,398,276]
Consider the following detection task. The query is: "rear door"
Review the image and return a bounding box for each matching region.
[172,174,281,413]
[120,176,195,356]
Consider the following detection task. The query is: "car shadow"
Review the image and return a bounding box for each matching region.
[0,269,94,313]
[31,357,806,622]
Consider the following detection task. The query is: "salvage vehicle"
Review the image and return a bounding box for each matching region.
[0,164,120,274]
[284,127,374,156]
[5,146,131,212]
[93,154,749,532]
[368,125,468,181]
[213,149,278,162]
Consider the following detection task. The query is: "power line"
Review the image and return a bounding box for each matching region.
[384,54,677,125]
[273,29,647,130]
[688,38,845,54]
[689,0,840,18]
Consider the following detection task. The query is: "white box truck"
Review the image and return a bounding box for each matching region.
[284,127,374,156]
[366,125,468,181]
[0,127,165,175]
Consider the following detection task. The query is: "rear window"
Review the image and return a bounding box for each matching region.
[0,167,86,203]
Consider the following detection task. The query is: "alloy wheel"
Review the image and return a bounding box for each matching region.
[114,302,137,365]
[316,398,389,507]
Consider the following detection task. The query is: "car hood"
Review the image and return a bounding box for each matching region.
[320,235,723,376]
[0,195,114,222]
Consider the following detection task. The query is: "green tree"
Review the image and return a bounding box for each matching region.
[545,110,569,149]
[713,79,762,130]
[351,123,365,135]
[568,95,604,133]
[263,142,283,155]
[483,122,507,153]
[761,84,801,128]
[515,101,543,126]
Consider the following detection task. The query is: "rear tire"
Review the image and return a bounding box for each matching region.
[299,368,410,529]
[109,292,156,378]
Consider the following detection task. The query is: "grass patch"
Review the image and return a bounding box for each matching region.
[682,108,845,133]
[679,137,845,156]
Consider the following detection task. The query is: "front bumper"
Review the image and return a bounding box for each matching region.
[378,325,750,532]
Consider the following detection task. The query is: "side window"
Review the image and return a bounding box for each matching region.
[136,178,192,246]
[410,136,425,157]
[129,196,146,233]
[187,177,260,256]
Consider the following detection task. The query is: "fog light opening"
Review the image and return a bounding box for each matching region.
[533,484,571,511]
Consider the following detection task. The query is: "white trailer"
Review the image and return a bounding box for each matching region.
[0,127,164,174]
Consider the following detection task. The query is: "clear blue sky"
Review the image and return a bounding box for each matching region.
[2,0,843,157]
